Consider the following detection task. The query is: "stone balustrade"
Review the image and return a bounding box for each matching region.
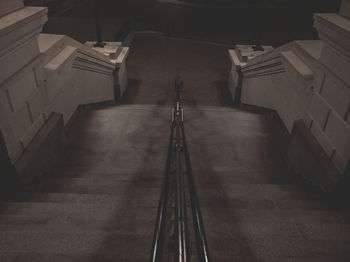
[0,1,129,184]
[228,0,350,191]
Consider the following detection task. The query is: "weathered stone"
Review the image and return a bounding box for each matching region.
[340,0,350,19]
[26,86,49,121]
[309,92,332,129]
[0,0,23,18]
[325,111,350,163]
[0,37,39,85]
[281,51,314,81]
[20,115,45,148]
[236,45,274,62]
[286,120,342,191]
[310,121,335,158]
[14,113,65,184]
[0,90,12,124]
[6,69,37,111]
[314,13,350,57]
[11,104,32,140]
[0,7,47,56]
[320,74,350,119]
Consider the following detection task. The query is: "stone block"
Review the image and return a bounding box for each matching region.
[303,112,313,129]
[14,112,65,184]
[314,13,350,58]
[325,110,350,162]
[20,115,45,148]
[45,45,77,72]
[310,121,336,158]
[0,122,23,163]
[309,92,332,129]
[286,120,342,192]
[6,69,37,111]
[0,90,12,124]
[236,45,274,62]
[227,70,237,101]
[85,41,122,60]
[11,104,32,140]
[118,62,128,97]
[0,36,39,84]
[333,151,348,173]
[313,69,326,93]
[320,74,350,119]
[340,0,350,19]
[319,43,350,85]
[0,0,23,17]
[0,7,47,56]
[26,86,49,121]
[228,49,246,67]
[281,51,314,81]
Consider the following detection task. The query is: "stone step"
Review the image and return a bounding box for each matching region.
[40,182,161,196]
[198,184,325,201]
[0,0,23,17]
[281,50,314,81]
[201,208,347,225]
[48,176,162,188]
[0,231,152,260]
[44,45,77,73]
[293,40,322,63]
[37,33,66,65]
[207,237,350,261]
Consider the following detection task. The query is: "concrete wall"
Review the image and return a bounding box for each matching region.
[228,1,350,189]
[0,3,128,172]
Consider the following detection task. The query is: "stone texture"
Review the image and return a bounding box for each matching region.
[287,120,342,191]
[281,51,314,81]
[236,45,274,62]
[340,0,350,19]
[6,69,37,111]
[0,90,12,124]
[14,113,65,184]
[0,36,40,84]
[325,111,350,165]
[309,92,331,129]
[0,0,23,17]
[85,41,122,60]
[27,86,49,121]
[11,104,32,141]
[319,43,350,86]
[314,13,350,58]
[0,7,47,56]
[320,75,350,119]
[310,121,335,158]
[20,115,45,148]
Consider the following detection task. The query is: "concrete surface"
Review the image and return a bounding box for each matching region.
[1,105,349,261]
[122,34,233,106]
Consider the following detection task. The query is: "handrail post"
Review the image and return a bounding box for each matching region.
[93,0,106,48]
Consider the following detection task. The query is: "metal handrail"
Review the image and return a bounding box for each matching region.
[181,122,210,262]
[150,76,210,262]
[150,120,175,262]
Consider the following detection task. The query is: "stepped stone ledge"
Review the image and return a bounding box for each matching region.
[227,0,350,191]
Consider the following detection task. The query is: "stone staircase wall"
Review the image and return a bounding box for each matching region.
[228,0,350,191]
[0,1,129,182]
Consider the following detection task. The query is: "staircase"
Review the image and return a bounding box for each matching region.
[0,105,349,261]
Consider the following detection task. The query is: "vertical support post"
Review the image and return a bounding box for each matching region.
[93,0,105,48]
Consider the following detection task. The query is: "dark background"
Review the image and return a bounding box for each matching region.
[24,0,342,47]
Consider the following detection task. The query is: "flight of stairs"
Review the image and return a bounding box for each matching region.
[0,105,349,261]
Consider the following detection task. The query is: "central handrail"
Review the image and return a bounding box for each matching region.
[150,76,210,262]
